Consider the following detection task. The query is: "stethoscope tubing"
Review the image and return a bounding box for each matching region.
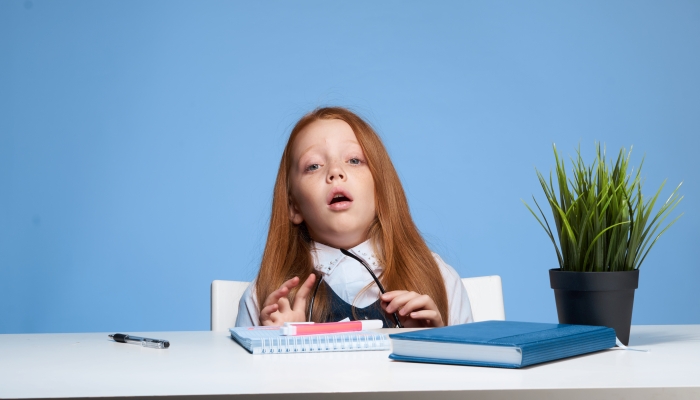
[306,249,403,328]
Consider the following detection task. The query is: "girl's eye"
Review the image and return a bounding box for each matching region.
[349,158,361,165]
[305,164,320,172]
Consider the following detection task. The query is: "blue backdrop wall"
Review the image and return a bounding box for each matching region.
[1,0,698,333]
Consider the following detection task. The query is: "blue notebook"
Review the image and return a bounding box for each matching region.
[389,321,616,368]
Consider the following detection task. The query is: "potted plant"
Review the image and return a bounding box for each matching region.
[523,144,682,345]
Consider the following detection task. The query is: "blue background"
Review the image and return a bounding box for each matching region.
[1,0,697,334]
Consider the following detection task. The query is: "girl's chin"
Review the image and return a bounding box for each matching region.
[311,226,372,249]
[317,236,368,250]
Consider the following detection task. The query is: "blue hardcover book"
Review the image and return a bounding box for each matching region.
[389,321,616,368]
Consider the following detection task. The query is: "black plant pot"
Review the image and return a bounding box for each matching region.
[549,269,639,345]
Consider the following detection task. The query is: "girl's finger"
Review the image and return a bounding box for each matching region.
[380,290,407,303]
[280,276,301,290]
[385,292,419,314]
[278,297,292,313]
[408,310,444,327]
[292,274,316,311]
[399,294,435,315]
[262,276,301,308]
[262,286,289,308]
[259,304,279,325]
[380,291,410,312]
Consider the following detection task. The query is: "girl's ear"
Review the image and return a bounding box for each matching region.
[288,199,304,224]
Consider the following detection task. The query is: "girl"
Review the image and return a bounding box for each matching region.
[236,107,473,328]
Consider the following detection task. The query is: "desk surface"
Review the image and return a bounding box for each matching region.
[1,325,699,400]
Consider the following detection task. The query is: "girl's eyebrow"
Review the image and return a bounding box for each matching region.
[296,144,320,162]
[341,140,362,149]
[296,140,362,161]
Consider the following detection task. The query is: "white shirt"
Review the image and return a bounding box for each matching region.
[235,240,473,327]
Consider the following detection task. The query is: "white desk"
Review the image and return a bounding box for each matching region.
[1,325,699,400]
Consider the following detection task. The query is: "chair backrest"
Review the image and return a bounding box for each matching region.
[211,280,250,332]
[461,275,505,322]
[211,275,505,331]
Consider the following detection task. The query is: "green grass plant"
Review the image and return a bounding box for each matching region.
[523,144,683,272]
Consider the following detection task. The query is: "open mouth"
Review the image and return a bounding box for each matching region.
[327,188,353,209]
[330,194,351,205]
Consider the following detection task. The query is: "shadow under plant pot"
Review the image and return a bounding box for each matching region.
[549,269,639,346]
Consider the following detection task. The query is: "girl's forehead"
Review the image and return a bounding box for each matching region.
[292,119,361,157]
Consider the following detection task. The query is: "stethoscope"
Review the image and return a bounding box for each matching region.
[306,248,403,328]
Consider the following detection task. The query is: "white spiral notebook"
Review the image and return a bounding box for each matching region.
[229,326,391,354]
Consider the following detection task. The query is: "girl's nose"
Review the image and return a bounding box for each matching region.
[326,162,346,183]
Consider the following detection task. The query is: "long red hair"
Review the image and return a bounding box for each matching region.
[255,107,449,324]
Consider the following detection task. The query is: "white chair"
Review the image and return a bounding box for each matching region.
[461,275,505,322]
[211,280,251,331]
[211,275,505,331]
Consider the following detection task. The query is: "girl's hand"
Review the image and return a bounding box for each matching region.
[380,290,445,328]
[259,274,316,326]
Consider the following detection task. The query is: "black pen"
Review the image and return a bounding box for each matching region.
[109,333,170,349]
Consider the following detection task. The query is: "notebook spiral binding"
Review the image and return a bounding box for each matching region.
[256,333,390,354]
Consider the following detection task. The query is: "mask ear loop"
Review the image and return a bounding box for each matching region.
[340,249,403,328]
[307,274,324,322]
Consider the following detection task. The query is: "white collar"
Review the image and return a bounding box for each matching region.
[311,239,381,276]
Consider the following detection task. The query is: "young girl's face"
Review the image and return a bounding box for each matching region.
[288,119,376,249]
